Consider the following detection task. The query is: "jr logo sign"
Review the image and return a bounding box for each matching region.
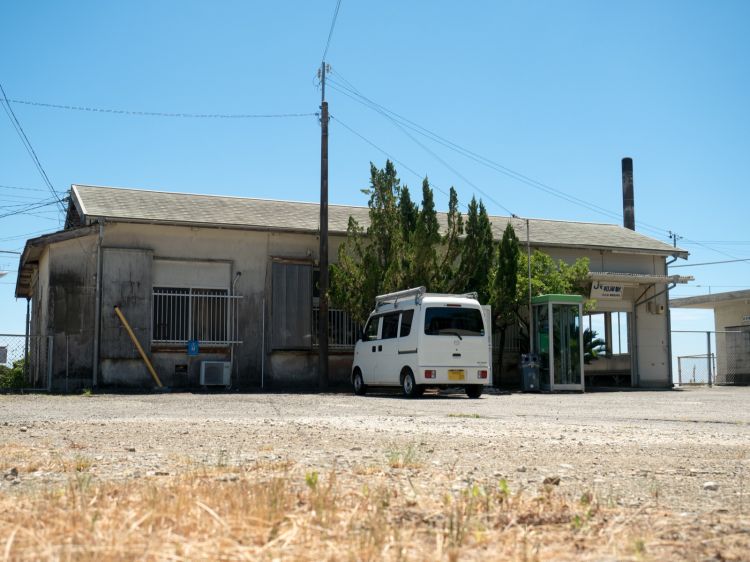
[590,280,624,300]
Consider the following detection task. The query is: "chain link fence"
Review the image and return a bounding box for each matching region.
[673,330,750,386]
[0,334,53,390]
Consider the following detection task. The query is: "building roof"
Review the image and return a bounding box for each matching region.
[670,289,750,309]
[70,184,687,258]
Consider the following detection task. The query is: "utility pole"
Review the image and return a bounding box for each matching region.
[526,218,533,353]
[668,231,682,248]
[318,61,330,391]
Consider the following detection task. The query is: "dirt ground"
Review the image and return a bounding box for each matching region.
[0,386,748,560]
[1,386,748,511]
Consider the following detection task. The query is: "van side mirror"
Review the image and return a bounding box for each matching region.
[359,329,366,342]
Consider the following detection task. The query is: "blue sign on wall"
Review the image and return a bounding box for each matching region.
[187,339,200,356]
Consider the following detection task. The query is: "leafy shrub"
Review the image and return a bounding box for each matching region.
[0,359,26,389]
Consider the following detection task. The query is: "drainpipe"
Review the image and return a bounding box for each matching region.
[632,304,639,387]
[92,222,104,388]
[24,298,30,381]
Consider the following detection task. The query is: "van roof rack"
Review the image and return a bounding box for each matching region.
[375,286,426,308]
[425,291,479,300]
[375,287,480,309]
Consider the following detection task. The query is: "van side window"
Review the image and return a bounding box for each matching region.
[381,313,400,340]
[363,316,380,341]
[399,309,414,337]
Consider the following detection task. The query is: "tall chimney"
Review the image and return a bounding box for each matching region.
[621,157,635,230]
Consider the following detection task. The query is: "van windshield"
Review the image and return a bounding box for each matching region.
[424,307,485,337]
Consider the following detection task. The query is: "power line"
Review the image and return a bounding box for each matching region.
[682,241,750,245]
[0,82,67,213]
[670,258,750,268]
[0,228,52,242]
[321,0,343,61]
[0,198,59,209]
[0,200,61,219]
[331,114,452,199]
[326,71,750,268]
[327,77,632,228]
[328,81,515,215]
[6,98,318,120]
[327,71,694,240]
[0,183,52,192]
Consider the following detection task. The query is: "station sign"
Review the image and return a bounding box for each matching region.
[590,280,624,300]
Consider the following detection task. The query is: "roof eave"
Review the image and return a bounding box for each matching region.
[82,215,351,237]
[536,241,689,259]
[15,225,100,298]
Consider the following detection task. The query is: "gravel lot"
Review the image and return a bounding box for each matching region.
[1,386,749,515]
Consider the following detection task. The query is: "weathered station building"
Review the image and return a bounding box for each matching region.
[15,177,690,391]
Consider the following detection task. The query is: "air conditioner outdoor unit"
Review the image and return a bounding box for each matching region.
[200,361,231,386]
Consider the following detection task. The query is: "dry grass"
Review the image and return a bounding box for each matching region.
[0,445,748,561]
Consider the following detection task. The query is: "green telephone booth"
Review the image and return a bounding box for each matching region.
[532,294,585,392]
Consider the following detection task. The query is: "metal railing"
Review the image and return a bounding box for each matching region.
[672,330,749,386]
[0,334,53,391]
[152,289,243,345]
[677,354,716,385]
[312,307,359,349]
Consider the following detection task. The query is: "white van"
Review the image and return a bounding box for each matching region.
[351,287,492,398]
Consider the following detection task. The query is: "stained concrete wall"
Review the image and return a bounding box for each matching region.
[99,222,350,389]
[99,248,154,386]
[45,235,98,391]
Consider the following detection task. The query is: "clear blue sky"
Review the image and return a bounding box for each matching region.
[2,1,748,345]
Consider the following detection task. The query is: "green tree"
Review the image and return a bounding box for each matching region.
[330,161,407,323]
[489,223,520,379]
[407,178,440,289]
[457,197,494,302]
[515,250,592,351]
[436,187,464,292]
[399,184,418,240]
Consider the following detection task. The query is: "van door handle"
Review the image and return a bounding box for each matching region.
[378,345,382,351]
[453,353,461,357]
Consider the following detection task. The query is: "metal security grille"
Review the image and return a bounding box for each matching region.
[312,307,359,349]
[152,288,242,345]
[0,334,53,390]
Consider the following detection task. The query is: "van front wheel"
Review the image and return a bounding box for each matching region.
[402,371,421,398]
[466,385,483,399]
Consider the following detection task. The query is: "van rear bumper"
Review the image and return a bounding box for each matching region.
[416,366,491,386]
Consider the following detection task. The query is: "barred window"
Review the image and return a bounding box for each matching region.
[152,287,233,345]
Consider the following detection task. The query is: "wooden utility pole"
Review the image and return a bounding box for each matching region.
[318,61,329,390]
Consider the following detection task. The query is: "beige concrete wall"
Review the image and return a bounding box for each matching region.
[714,301,750,331]
[100,223,350,388]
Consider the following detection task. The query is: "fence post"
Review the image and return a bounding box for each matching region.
[677,357,682,386]
[706,331,713,387]
[46,335,53,392]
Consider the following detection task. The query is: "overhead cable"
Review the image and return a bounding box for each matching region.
[6,98,317,119]
[0,82,67,213]
[321,0,343,61]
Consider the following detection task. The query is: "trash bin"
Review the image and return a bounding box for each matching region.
[520,353,540,392]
